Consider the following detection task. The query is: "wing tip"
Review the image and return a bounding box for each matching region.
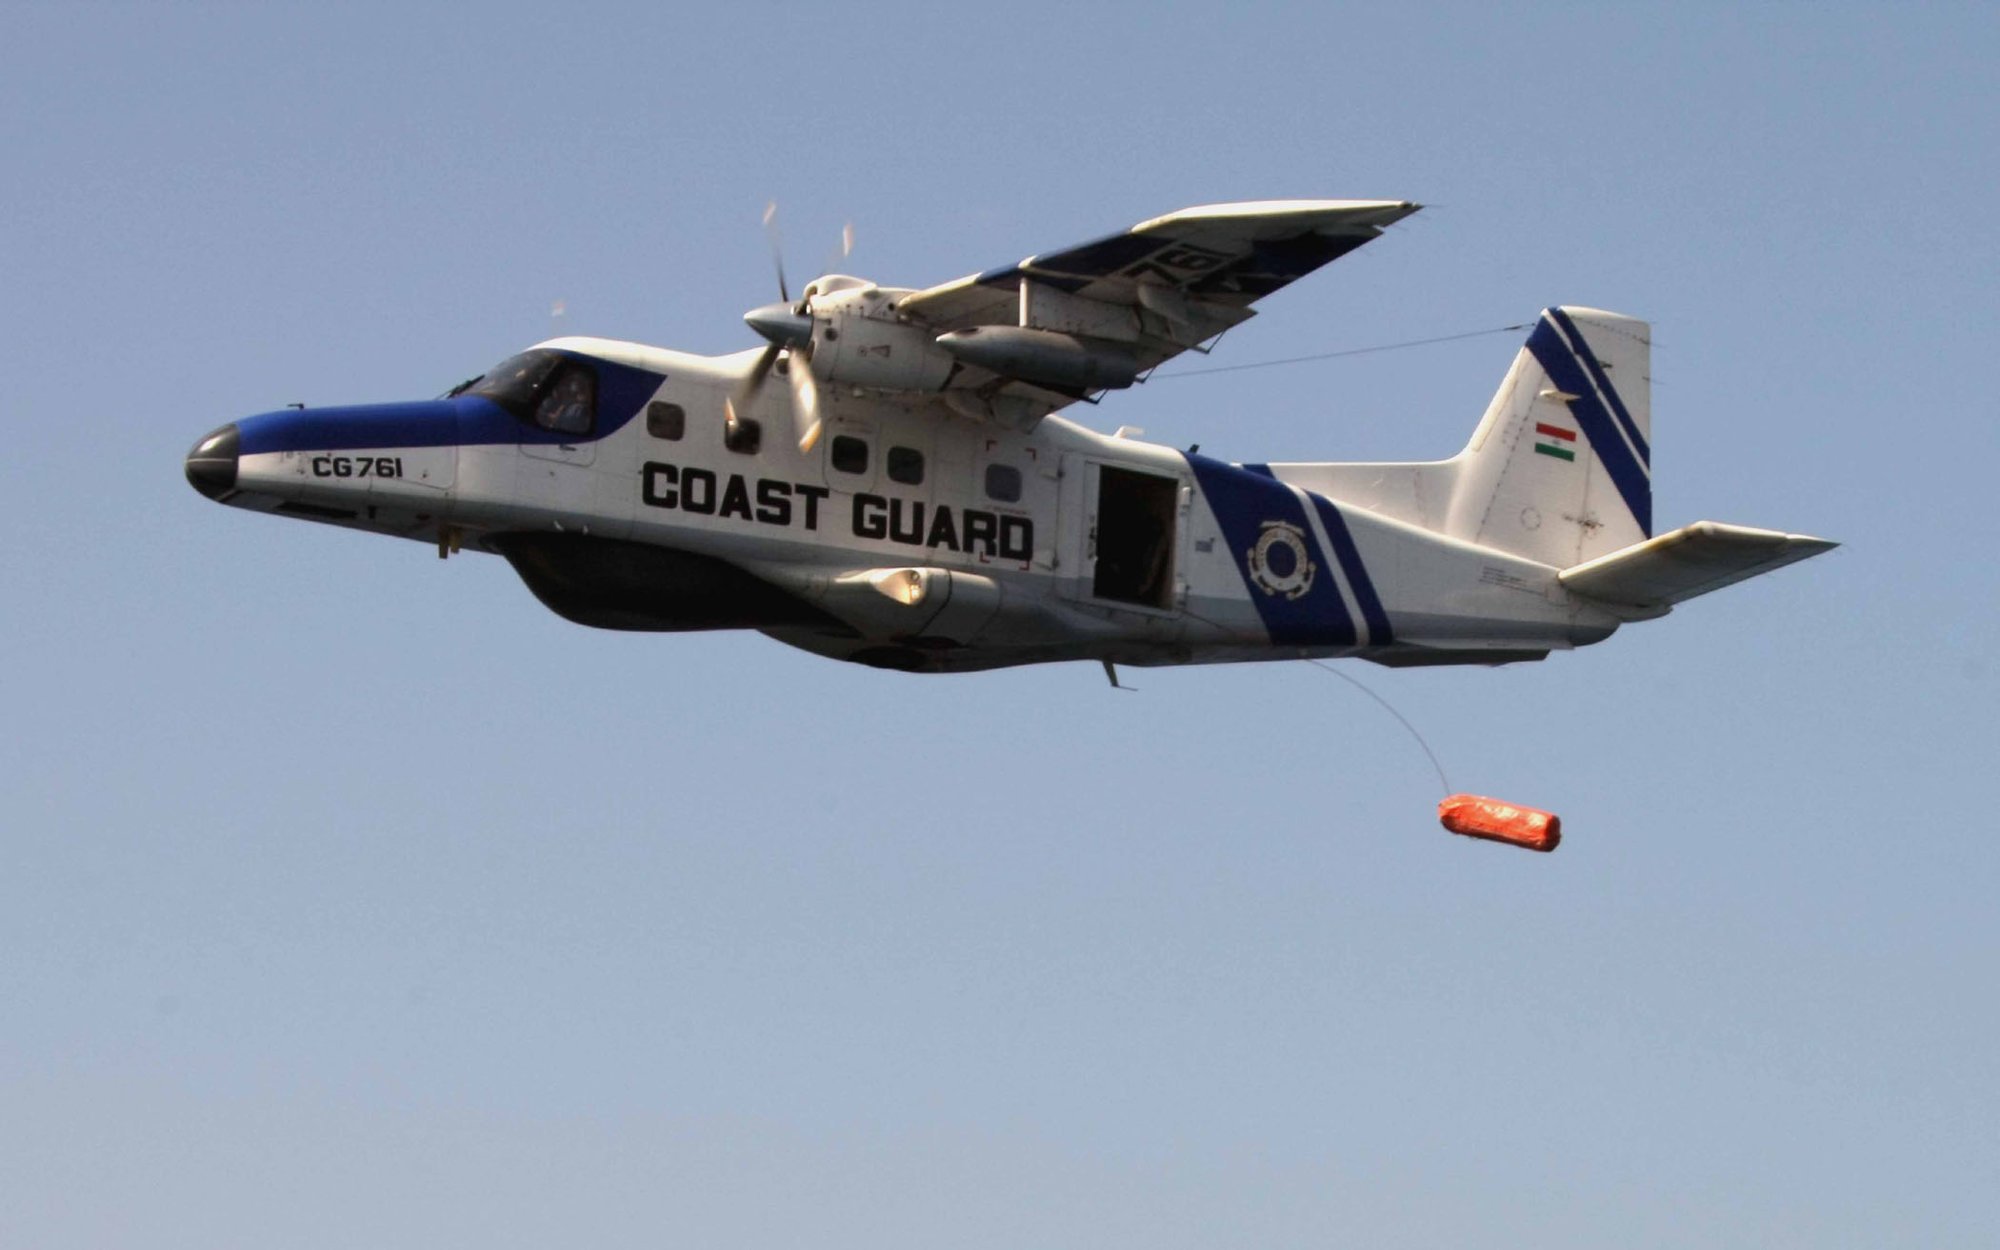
[1136,199,1421,232]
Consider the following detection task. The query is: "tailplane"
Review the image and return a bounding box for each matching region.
[1559,522,1837,619]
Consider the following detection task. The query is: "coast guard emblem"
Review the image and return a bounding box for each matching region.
[1247,521,1315,599]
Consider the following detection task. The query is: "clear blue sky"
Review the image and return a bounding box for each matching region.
[4,3,1996,1246]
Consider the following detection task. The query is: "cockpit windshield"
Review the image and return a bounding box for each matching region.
[464,349,598,435]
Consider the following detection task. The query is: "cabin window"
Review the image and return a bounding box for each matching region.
[1092,466,1177,609]
[532,362,596,435]
[724,409,761,454]
[984,463,1022,503]
[646,401,685,440]
[831,435,868,475]
[887,446,924,485]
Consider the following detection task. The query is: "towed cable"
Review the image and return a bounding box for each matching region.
[1152,323,1530,380]
[1304,659,1451,799]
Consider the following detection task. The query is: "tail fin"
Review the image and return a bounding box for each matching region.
[1445,307,1653,568]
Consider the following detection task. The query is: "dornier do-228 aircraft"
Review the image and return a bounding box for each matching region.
[186,200,1834,692]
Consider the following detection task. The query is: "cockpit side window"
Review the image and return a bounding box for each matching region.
[467,350,563,418]
[465,349,598,436]
[534,363,595,435]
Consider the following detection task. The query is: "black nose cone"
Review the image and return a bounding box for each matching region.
[185,424,239,499]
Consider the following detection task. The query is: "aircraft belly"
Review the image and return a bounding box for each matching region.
[757,628,1358,674]
[489,532,843,633]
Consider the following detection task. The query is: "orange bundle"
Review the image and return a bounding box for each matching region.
[1437,795,1561,853]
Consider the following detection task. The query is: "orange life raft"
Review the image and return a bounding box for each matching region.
[1437,794,1562,853]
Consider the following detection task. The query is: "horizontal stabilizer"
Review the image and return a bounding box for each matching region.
[1560,521,1836,612]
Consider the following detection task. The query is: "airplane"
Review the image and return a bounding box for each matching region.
[184,200,1834,679]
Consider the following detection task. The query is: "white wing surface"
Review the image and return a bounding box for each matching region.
[891,200,1419,416]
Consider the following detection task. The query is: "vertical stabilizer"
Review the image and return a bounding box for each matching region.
[1445,307,1652,568]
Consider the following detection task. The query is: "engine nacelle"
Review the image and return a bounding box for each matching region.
[804,278,957,393]
[765,275,1149,401]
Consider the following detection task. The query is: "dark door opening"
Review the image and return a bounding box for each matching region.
[1092,465,1178,608]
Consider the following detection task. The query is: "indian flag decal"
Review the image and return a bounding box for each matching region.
[1534,421,1577,462]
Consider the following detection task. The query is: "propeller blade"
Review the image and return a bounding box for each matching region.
[762,201,789,304]
[734,341,781,406]
[724,342,782,441]
[820,222,854,277]
[790,355,822,453]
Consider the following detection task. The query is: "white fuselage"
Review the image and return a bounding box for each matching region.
[189,334,1623,673]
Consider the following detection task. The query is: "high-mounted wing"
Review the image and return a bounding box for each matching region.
[897,200,1418,411]
[740,200,1421,435]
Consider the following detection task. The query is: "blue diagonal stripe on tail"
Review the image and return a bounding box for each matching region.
[1548,307,1648,467]
[1308,494,1393,645]
[1525,315,1653,537]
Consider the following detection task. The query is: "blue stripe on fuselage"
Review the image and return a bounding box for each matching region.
[234,352,667,456]
[1307,493,1393,645]
[1525,316,1653,537]
[238,398,475,454]
[1183,453,1356,646]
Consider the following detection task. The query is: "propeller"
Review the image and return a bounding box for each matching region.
[763,200,789,305]
[729,203,851,454]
